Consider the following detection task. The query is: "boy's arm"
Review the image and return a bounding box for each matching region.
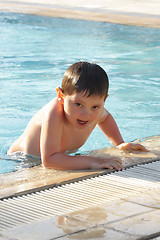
[98,111,124,146]
[42,152,123,171]
[98,110,148,151]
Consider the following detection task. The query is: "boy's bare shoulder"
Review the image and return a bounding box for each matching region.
[42,98,63,122]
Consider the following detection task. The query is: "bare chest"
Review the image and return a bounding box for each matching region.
[61,126,93,152]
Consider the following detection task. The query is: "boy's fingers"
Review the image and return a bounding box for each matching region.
[114,158,123,163]
[104,158,123,171]
[128,143,148,152]
[112,164,123,171]
[118,142,149,152]
[107,157,122,164]
[134,144,148,152]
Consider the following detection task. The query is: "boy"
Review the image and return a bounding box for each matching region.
[8,61,147,170]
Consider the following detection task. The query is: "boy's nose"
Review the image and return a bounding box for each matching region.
[81,108,89,118]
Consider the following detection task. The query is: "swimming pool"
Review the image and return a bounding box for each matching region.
[0,12,160,174]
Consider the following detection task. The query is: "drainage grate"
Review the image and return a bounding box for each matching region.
[0,161,160,230]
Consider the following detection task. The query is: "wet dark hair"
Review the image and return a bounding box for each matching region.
[61,61,109,100]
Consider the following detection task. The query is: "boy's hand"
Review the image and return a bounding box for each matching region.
[117,142,148,152]
[91,157,124,171]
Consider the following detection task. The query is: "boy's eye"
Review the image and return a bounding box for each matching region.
[75,103,82,107]
[92,106,99,110]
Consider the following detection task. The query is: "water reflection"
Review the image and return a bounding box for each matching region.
[0,152,41,174]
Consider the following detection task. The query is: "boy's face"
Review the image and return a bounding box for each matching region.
[62,91,105,129]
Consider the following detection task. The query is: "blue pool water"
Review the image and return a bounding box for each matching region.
[0,12,160,174]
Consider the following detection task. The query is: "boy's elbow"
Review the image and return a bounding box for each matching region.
[41,154,51,168]
[42,160,49,168]
[41,153,58,169]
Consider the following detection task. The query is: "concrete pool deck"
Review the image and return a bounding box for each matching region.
[1,161,160,239]
[1,137,160,239]
[0,0,160,28]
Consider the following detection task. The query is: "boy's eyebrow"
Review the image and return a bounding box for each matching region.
[93,104,101,106]
[71,95,85,101]
[72,97,83,102]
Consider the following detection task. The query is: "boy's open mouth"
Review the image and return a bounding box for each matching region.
[77,119,88,126]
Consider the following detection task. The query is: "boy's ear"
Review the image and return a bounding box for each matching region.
[104,94,109,101]
[56,87,64,103]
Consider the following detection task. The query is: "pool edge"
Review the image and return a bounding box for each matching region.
[0,1,160,28]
